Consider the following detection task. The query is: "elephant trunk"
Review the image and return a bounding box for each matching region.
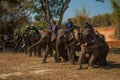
[77,45,86,69]
[27,37,44,52]
[56,36,61,62]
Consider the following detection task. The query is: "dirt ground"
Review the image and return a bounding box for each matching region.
[0,49,120,80]
[95,27,116,41]
[0,27,120,80]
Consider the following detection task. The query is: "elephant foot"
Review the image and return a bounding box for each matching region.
[29,54,32,57]
[41,59,47,64]
[55,58,62,62]
[76,65,82,70]
[25,52,28,55]
[88,66,94,69]
[34,55,37,57]
[55,60,59,63]
[76,66,82,70]
[41,61,46,64]
[38,55,42,57]
[69,61,75,65]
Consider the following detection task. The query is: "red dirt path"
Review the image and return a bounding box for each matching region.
[95,27,115,41]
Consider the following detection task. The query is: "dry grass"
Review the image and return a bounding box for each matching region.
[0,48,120,80]
[107,41,120,48]
[0,26,120,80]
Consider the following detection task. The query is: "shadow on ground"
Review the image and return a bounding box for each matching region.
[100,61,120,70]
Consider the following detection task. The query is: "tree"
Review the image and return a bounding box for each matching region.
[110,0,120,39]
[96,0,120,39]
[0,0,31,34]
[73,5,89,27]
[29,0,71,28]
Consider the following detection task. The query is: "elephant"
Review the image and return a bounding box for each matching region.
[22,30,41,57]
[56,29,81,64]
[28,30,68,63]
[76,28,109,69]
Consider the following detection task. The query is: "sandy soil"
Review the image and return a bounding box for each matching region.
[0,27,120,80]
[95,27,116,41]
[0,49,120,80]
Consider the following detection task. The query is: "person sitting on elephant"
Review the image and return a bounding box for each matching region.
[65,18,74,35]
[64,18,76,40]
[50,21,59,36]
[31,24,41,39]
[24,24,41,39]
[49,21,59,41]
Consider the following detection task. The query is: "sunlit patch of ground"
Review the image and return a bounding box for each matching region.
[0,49,120,80]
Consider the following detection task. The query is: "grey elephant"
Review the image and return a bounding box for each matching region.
[76,27,109,69]
[28,30,68,63]
[22,29,41,57]
[56,29,80,64]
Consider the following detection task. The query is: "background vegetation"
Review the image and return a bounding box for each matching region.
[0,0,120,40]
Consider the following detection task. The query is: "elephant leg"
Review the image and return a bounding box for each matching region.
[56,37,61,62]
[88,54,95,69]
[69,47,75,64]
[37,46,42,57]
[42,45,50,63]
[54,52,58,62]
[99,58,107,66]
[71,50,76,64]
[49,50,53,57]
[66,45,71,63]
[24,43,28,55]
[29,48,33,56]
[33,46,37,57]
[76,52,83,69]
[76,46,86,69]
[88,51,99,68]
[71,45,77,64]
[62,50,68,61]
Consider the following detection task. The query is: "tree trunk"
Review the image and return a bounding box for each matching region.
[58,0,71,28]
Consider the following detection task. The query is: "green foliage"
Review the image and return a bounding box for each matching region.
[73,6,89,27]
[0,0,31,35]
[72,5,112,27]
[29,0,66,21]
[34,21,48,30]
[90,14,112,27]
[111,0,120,39]
[29,0,71,28]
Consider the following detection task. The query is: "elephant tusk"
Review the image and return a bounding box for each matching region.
[84,42,87,46]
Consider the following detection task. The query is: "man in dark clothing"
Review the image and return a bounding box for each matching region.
[64,18,75,39]
[65,18,74,33]
[50,21,59,36]
[24,24,41,39]
[31,24,41,38]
